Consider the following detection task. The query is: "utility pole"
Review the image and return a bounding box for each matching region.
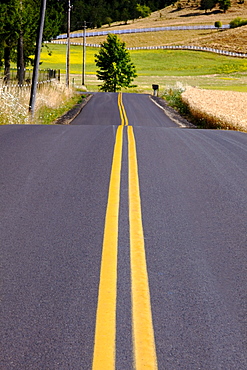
[82,21,87,86]
[29,0,47,117]
[66,0,72,87]
[17,0,25,86]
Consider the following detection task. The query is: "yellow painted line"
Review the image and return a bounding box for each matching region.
[128,125,158,370]
[121,94,128,126]
[93,96,157,369]
[92,125,123,370]
[118,92,128,126]
[118,92,124,126]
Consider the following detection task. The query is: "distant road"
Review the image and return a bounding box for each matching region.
[1,93,247,369]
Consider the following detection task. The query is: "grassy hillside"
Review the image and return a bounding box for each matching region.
[40,44,247,92]
[42,44,247,76]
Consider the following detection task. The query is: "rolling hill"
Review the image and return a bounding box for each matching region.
[73,0,247,53]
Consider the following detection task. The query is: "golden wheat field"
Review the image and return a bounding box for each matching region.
[181,86,247,131]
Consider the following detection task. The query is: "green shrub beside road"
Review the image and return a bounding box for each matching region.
[230,17,247,28]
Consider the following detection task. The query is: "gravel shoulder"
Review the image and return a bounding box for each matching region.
[150,95,196,128]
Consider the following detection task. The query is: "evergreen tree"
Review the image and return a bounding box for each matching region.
[70,0,174,29]
[95,34,137,92]
[0,0,20,83]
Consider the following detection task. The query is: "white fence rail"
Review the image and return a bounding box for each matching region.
[55,24,230,39]
[49,40,247,58]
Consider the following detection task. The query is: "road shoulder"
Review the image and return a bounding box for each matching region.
[150,95,196,129]
[54,94,93,125]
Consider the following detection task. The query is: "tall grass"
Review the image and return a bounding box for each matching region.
[162,82,190,116]
[0,82,80,125]
[0,86,29,125]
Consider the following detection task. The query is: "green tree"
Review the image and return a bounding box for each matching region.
[0,0,65,84]
[121,8,130,24]
[218,0,231,12]
[136,4,152,18]
[105,16,113,26]
[0,0,19,83]
[215,20,222,28]
[230,17,247,28]
[200,0,216,12]
[95,34,137,92]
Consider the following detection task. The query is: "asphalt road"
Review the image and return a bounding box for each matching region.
[1,92,247,369]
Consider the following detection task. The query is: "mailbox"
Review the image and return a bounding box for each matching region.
[152,84,159,96]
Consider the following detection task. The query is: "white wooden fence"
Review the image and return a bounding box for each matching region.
[55,24,230,39]
[49,40,247,58]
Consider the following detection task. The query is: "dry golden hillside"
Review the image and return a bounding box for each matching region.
[155,0,247,27]
[94,0,247,29]
[76,0,247,53]
[184,25,247,53]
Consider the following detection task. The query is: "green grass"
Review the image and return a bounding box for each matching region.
[130,50,247,76]
[37,93,84,124]
[42,44,247,76]
[40,44,247,92]
[201,85,247,92]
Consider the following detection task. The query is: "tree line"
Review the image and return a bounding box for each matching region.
[70,0,173,30]
[200,0,231,13]
[0,0,64,85]
[0,0,173,85]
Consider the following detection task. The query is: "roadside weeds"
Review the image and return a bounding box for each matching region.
[54,94,92,124]
[150,95,195,128]
[0,82,81,125]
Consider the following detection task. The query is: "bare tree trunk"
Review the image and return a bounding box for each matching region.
[17,31,25,86]
[4,45,11,85]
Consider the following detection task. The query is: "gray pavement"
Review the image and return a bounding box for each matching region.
[1,93,247,369]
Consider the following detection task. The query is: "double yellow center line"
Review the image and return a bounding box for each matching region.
[118,92,128,126]
[93,93,157,369]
